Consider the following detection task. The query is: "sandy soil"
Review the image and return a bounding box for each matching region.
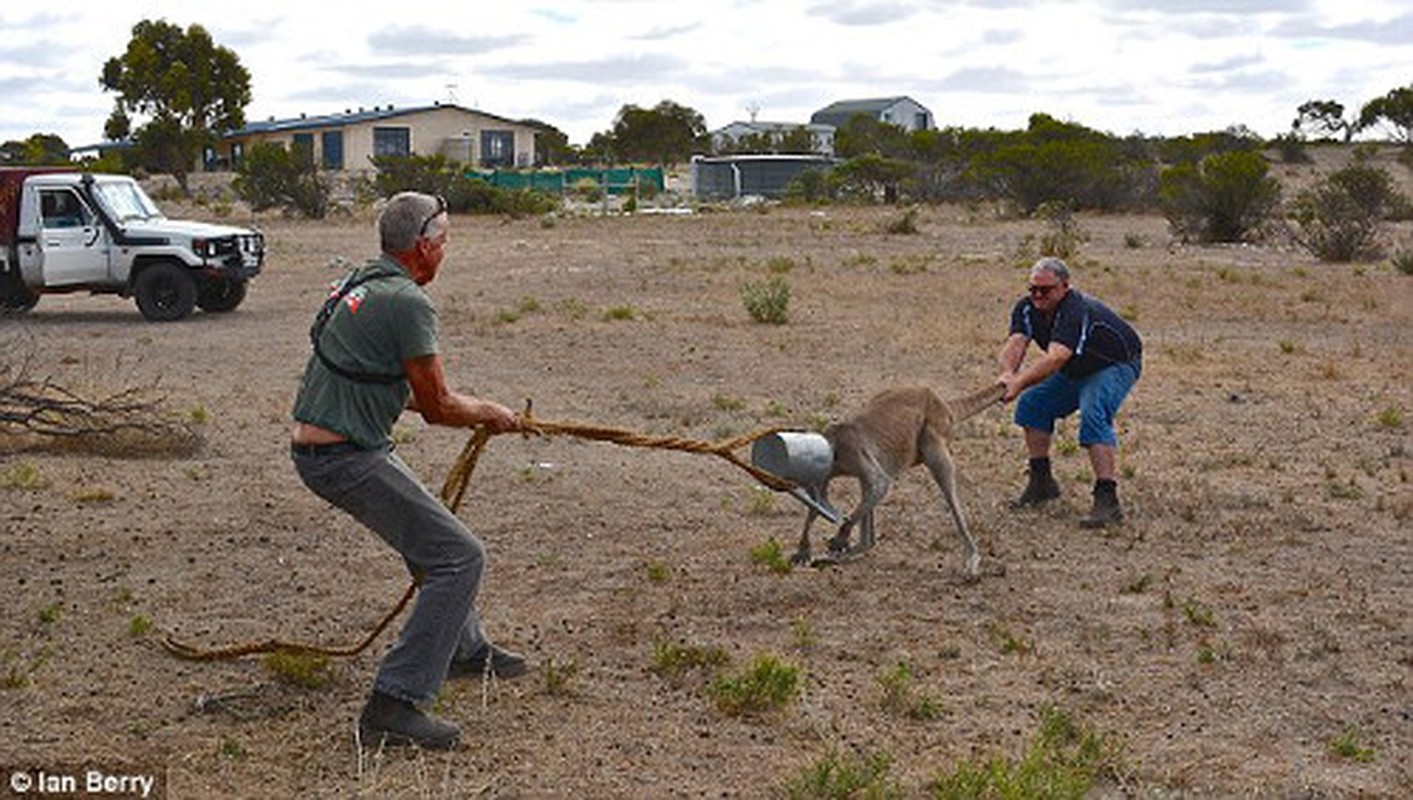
[1,146,1409,798]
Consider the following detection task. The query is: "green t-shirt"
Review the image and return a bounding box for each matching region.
[292,256,438,448]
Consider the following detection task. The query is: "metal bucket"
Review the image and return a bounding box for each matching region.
[751,432,840,523]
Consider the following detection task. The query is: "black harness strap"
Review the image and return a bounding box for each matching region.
[309,272,406,385]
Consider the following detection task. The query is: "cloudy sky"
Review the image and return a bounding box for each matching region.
[1,0,1408,149]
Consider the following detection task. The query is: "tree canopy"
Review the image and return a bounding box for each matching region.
[1357,85,1413,144]
[607,100,708,165]
[100,18,251,189]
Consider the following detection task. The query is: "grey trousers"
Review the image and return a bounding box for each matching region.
[293,445,488,706]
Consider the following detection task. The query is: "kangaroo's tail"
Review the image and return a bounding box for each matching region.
[945,384,1005,422]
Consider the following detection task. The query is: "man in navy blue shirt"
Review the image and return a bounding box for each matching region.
[996,257,1142,527]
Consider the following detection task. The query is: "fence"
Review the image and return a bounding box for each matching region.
[466,167,665,197]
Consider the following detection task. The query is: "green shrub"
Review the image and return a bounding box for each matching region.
[928,705,1125,799]
[1288,163,1404,262]
[1158,150,1281,243]
[233,141,330,218]
[709,654,799,716]
[785,749,901,799]
[741,276,790,324]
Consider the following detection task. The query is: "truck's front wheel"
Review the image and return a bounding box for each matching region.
[196,276,248,313]
[134,262,197,321]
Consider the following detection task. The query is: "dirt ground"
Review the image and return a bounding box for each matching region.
[1,148,1409,798]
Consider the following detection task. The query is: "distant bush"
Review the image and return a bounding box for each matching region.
[233,141,329,218]
[1158,150,1281,243]
[1287,163,1406,261]
[783,168,833,204]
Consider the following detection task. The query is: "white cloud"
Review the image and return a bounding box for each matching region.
[0,0,1407,148]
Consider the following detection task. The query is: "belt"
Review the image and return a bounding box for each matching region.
[290,440,364,457]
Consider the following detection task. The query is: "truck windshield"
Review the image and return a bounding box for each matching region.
[93,180,164,223]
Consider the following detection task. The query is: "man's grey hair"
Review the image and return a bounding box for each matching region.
[1031,257,1071,283]
[379,191,446,253]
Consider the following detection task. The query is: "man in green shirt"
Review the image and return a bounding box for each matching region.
[291,192,525,750]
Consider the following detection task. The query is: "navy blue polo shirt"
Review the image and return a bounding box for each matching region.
[1010,288,1142,379]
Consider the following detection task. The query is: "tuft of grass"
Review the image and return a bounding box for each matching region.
[885,206,920,235]
[1,462,50,491]
[188,404,211,424]
[262,649,332,689]
[749,536,793,574]
[645,561,670,583]
[1279,339,1297,354]
[219,736,248,760]
[557,297,588,320]
[1181,599,1216,627]
[73,486,116,503]
[38,602,62,626]
[988,623,1034,656]
[1328,724,1377,763]
[712,392,747,412]
[602,304,638,321]
[785,748,901,799]
[765,255,797,274]
[928,705,1126,799]
[877,661,943,721]
[709,653,799,716]
[746,487,778,516]
[651,639,730,681]
[128,615,153,637]
[1391,247,1413,275]
[1326,477,1365,501]
[740,275,791,324]
[1123,232,1145,249]
[1375,405,1404,429]
[542,656,580,697]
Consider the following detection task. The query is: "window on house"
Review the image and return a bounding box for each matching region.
[373,127,411,157]
[480,130,514,168]
[321,130,344,170]
[292,133,315,167]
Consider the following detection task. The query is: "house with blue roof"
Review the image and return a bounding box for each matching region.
[211,102,539,172]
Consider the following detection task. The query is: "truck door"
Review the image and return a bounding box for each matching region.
[38,188,107,287]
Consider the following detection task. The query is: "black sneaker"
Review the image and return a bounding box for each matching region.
[1009,473,1061,509]
[447,643,528,681]
[358,692,460,750]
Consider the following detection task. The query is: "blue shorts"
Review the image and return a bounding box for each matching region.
[1015,362,1139,448]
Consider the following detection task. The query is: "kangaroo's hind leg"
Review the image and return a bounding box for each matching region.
[920,430,981,578]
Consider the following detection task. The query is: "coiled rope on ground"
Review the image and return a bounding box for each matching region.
[161,408,798,661]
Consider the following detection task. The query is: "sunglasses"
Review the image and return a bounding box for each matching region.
[1028,283,1062,297]
[418,194,447,238]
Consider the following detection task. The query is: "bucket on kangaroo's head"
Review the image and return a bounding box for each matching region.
[751,432,840,523]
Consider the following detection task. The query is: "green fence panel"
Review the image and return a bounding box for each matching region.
[465,167,663,196]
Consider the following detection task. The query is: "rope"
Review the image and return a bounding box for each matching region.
[161,406,797,661]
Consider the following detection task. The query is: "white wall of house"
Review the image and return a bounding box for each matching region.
[217,105,536,173]
[878,98,933,132]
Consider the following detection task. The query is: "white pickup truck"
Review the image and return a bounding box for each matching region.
[0,168,264,321]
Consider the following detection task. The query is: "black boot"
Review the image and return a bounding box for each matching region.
[1010,458,1061,509]
[1080,479,1123,528]
[358,691,460,750]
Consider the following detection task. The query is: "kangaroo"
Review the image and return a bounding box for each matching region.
[792,384,1003,577]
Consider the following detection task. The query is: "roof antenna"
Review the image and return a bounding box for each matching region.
[445,83,459,104]
[746,101,760,122]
